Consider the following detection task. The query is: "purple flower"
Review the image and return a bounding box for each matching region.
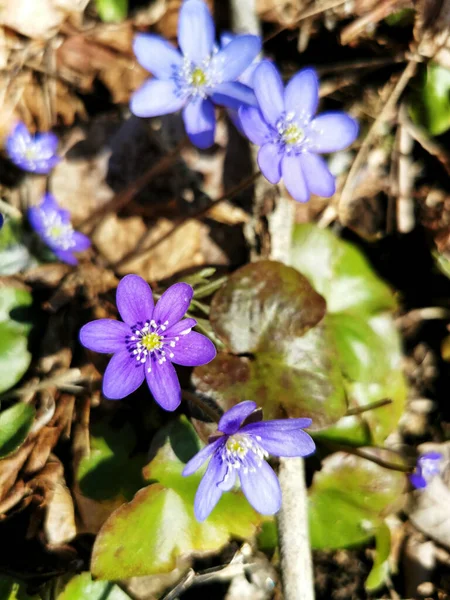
[28,194,90,266]
[0,214,3,229]
[130,0,261,149]
[409,451,443,489]
[6,122,60,174]
[239,61,359,203]
[79,275,216,410]
[182,401,315,521]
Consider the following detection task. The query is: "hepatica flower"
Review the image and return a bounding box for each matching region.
[409,451,443,489]
[79,275,216,410]
[28,194,90,265]
[6,122,60,174]
[239,61,359,202]
[183,401,315,521]
[130,0,261,148]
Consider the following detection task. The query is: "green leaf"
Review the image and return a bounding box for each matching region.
[309,451,405,549]
[0,220,34,275]
[57,572,131,600]
[0,576,38,599]
[290,224,395,315]
[365,521,391,592]
[0,403,35,458]
[92,418,262,579]
[76,422,146,501]
[95,0,128,22]
[410,63,450,136]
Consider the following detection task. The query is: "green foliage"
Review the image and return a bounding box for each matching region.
[95,0,128,22]
[0,219,34,275]
[57,572,131,599]
[0,403,35,458]
[365,522,391,592]
[410,63,450,136]
[0,287,33,394]
[91,418,262,579]
[0,576,38,599]
[309,451,405,549]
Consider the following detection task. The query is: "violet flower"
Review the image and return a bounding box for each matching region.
[0,214,3,230]
[28,194,90,266]
[6,122,60,174]
[79,275,216,410]
[130,0,261,149]
[183,401,315,521]
[409,451,443,489]
[239,61,359,202]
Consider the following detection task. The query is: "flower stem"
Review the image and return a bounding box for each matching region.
[181,390,221,423]
[346,398,392,416]
[322,441,411,473]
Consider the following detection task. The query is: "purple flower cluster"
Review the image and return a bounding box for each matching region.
[409,451,443,489]
[80,275,216,410]
[6,122,60,174]
[183,401,315,520]
[28,194,90,265]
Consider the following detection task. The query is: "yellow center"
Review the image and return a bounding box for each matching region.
[25,148,37,159]
[283,124,304,145]
[226,435,247,457]
[191,68,207,87]
[141,332,162,351]
[50,225,63,238]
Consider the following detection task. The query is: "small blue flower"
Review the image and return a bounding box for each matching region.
[239,61,359,203]
[80,274,216,409]
[409,451,443,489]
[28,194,90,265]
[0,214,3,230]
[6,122,60,174]
[183,401,315,521]
[130,0,261,149]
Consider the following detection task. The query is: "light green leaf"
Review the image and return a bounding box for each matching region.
[410,63,450,136]
[365,521,391,592]
[0,576,38,599]
[0,403,35,458]
[57,572,131,600]
[95,0,128,22]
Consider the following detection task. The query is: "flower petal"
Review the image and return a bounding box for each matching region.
[146,358,181,411]
[183,98,216,149]
[28,206,44,235]
[218,467,236,491]
[299,152,335,198]
[169,331,216,366]
[130,79,186,118]
[218,400,257,435]
[258,143,282,184]
[72,231,91,252]
[53,249,78,265]
[239,105,272,145]
[284,68,319,120]
[253,61,284,126]
[165,318,197,337]
[133,34,182,78]
[409,473,427,489]
[116,274,155,326]
[182,437,225,476]
[211,82,256,109]
[153,282,193,327]
[281,153,310,202]
[242,423,316,457]
[216,35,262,82]
[194,453,226,521]
[103,350,145,400]
[239,458,282,515]
[79,319,129,354]
[178,0,215,64]
[308,112,359,153]
[35,132,59,155]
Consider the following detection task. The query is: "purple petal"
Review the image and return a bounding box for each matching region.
[183,437,225,476]
[218,467,236,491]
[211,82,256,109]
[253,61,284,127]
[281,153,310,203]
[419,451,443,462]
[28,206,44,235]
[72,231,91,252]
[308,112,359,153]
[239,458,282,515]
[242,424,316,457]
[35,132,59,155]
[165,318,197,337]
[285,68,319,120]
[178,0,215,64]
[299,153,335,198]
[218,400,257,435]
[220,31,234,47]
[130,79,186,118]
[216,35,262,82]
[79,319,129,354]
[116,274,155,326]
[169,331,216,366]
[53,249,78,265]
[194,453,226,521]
[40,193,60,213]
[183,98,216,149]
[153,282,193,327]
[243,418,313,431]
[9,122,30,144]
[409,473,427,489]
[103,350,145,400]
[146,358,181,411]
[133,34,182,78]
[239,105,272,145]
[258,143,282,184]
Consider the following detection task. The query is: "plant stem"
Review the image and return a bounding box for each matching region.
[181,390,221,423]
[346,398,392,416]
[322,441,411,473]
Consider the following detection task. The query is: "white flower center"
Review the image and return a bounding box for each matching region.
[41,211,75,250]
[222,433,268,474]
[176,53,223,100]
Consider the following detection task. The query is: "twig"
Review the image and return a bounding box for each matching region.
[346,398,392,416]
[321,442,411,472]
